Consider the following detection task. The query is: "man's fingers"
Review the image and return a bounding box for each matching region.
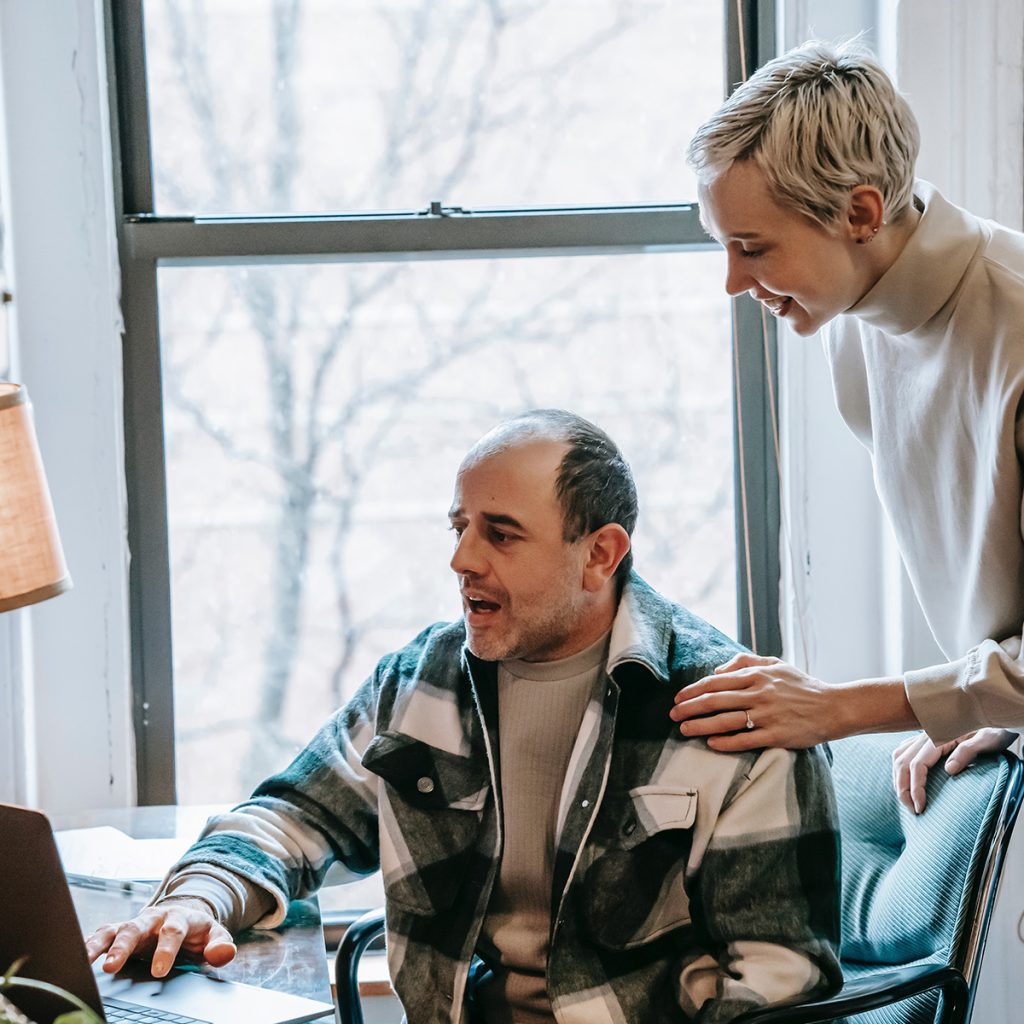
[203,923,237,968]
[88,905,231,979]
[84,924,117,963]
[150,913,191,978]
[102,917,151,973]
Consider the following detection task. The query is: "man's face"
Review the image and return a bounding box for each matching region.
[448,438,593,662]
[698,159,870,337]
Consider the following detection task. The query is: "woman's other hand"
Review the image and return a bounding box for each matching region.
[891,728,1017,814]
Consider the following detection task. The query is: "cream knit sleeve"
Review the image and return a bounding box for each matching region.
[905,634,1024,743]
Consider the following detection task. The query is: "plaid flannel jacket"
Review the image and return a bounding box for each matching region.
[170,573,841,1023]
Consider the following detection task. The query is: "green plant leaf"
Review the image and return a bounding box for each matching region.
[0,958,28,983]
[0,978,102,1024]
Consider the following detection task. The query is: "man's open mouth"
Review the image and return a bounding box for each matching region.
[467,597,501,614]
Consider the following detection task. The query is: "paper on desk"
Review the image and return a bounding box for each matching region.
[56,826,192,882]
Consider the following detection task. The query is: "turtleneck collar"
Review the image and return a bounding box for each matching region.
[500,628,611,682]
[843,180,986,337]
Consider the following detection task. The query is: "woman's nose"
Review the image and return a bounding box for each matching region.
[724,251,753,297]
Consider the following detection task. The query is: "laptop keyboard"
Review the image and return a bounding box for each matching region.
[103,997,212,1023]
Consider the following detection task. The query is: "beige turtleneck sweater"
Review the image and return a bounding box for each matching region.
[476,632,609,1024]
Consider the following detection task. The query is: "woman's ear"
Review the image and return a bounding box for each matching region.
[848,185,885,244]
[582,524,632,592]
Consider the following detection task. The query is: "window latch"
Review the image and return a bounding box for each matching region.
[420,201,471,217]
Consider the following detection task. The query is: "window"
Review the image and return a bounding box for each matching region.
[109,0,779,804]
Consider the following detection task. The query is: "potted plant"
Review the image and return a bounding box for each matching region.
[0,960,102,1024]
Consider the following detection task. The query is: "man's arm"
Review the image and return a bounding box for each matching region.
[682,745,842,1024]
[88,671,385,976]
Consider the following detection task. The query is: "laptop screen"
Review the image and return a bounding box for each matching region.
[0,803,336,1024]
[0,803,107,1023]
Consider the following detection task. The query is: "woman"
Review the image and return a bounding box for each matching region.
[669,40,1021,813]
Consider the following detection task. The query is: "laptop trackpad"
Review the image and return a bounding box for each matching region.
[95,964,334,1024]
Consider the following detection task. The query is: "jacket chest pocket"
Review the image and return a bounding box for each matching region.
[362,731,490,915]
[583,785,697,948]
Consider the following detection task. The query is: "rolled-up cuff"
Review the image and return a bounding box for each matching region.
[153,865,281,932]
[904,652,984,744]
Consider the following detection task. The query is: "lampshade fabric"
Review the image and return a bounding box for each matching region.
[0,383,71,611]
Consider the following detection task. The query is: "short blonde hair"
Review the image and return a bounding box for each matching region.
[687,40,920,228]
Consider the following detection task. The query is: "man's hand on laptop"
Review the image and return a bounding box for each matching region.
[84,897,237,978]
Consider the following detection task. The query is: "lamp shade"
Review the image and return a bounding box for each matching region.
[0,382,71,611]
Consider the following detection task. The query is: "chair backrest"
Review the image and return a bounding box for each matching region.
[830,733,1023,1024]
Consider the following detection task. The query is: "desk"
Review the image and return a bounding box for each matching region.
[53,805,334,1008]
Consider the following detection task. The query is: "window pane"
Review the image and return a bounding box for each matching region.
[159,251,733,801]
[143,0,724,215]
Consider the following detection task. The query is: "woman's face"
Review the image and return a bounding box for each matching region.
[698,159,873,337]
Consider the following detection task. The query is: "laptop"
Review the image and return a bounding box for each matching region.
[0,803,336,1024]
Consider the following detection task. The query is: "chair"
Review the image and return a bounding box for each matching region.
[335,909,386,1024]
[335,734,1023,1024]
[733,733,1023,1024]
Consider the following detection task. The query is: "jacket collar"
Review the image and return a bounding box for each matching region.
[607,572,673,684]
[459,571,676,685]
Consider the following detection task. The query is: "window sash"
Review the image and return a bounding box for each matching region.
[106,0,779,804]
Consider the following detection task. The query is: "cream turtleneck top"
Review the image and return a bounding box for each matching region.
[823,179,1024,742]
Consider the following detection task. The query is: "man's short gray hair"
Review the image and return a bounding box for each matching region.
[466,409,638,587]
[687,40,920,228]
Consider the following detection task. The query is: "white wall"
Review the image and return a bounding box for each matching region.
[779,0,1024,679]
[781,0,1024,1015]
[894,4,1024,1017]
[0,0,133,813]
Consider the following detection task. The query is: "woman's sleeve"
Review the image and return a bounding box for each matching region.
[905,635,1024,742]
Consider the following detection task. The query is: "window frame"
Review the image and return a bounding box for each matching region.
[105,0,780,804]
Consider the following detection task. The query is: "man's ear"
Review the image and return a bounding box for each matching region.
[847,185,885,242]
[581,524,631,592]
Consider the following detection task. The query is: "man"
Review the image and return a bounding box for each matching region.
[88,409,840,1023]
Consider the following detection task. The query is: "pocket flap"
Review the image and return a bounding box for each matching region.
[628,785,698,836]
[362,730,489,811]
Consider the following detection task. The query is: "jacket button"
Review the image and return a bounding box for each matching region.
[623,819,637,836]
[416,776,435,794]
